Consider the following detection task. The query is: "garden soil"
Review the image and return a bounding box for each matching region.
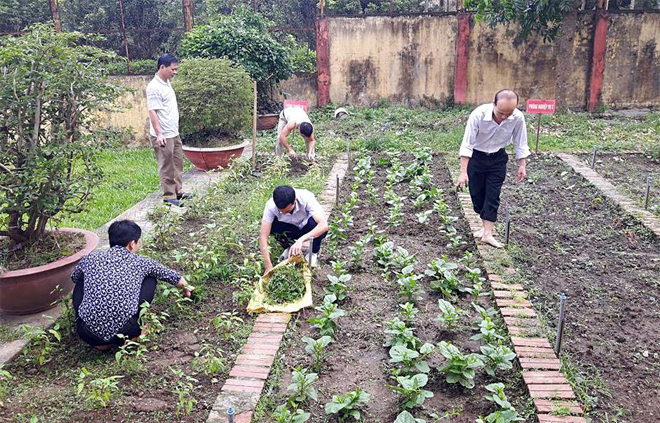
[500,155,660,423]
[254,154,533,422]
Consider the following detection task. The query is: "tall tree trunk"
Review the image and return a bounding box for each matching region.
[555,1,581,112]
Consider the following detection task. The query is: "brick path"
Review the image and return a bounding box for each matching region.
[206,154,349,423]
[454,166,587,423]
[558,153,660,238]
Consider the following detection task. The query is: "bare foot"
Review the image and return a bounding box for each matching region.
[481,235,504,249]
[473,228,484,238]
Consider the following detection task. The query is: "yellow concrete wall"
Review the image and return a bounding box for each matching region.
[465,16,592,108]
[328,16,457,106]
[100,76,152,146]
[603,13,660,108]
[279,72,319,107]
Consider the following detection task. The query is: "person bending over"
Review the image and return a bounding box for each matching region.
[258,185,328,275]
[72,220,193,350]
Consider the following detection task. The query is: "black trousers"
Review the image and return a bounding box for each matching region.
[73,276,156,346]
[271,217,327,254]
[467,148,508,223]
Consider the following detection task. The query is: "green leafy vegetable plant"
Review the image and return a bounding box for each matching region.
[484,383,512,410]
[479,344,517,377]
[396,265,425,302]
[309,295,346,338]
[470,317,503,345]
[389,343,435,375]
[287,366,318,404]
[437,341,484,389]
[389,373,434,409]
[324,388,371,421]
[436,299,466,330]
[325,274,350,302]
[384,317,419,349]
[273,404,311,423]
[394,411,427,423]
[76,368,123,408]
[398,302,419,323]
[302,336,333,373]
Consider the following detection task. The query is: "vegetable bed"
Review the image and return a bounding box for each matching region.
[499,155,660,423]
[254,150,534,422]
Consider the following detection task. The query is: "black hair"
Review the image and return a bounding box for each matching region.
[273,185,296,209]
[108,219,142,248]
[299,122,313,138]
[493,89,519,106]
[157,53,178,70]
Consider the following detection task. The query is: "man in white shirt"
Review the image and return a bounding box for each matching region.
[456,89,530,248]
[146,53,189,207]
[276,106,316,161]
[258,185,328,274]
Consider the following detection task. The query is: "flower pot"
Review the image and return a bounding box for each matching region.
[0,228,99,315]
[182,140,250,171]
[257,113,279,131]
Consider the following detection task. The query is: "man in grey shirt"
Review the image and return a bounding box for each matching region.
[456,89,530,248]
[146,53,190,207]
[258,185,328,274]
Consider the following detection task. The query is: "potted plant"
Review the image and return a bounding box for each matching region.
[179,8,293,131]
[0,26,123,314]
[172,58,254,171]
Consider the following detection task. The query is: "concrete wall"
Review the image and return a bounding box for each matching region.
[326,13,660,109]
[603,13,660,108]
[327,16,457,107]
[279,72,318,107]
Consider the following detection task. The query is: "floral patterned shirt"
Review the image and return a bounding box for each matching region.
[71,246,180,341]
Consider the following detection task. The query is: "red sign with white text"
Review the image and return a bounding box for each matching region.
[526,99,556,114]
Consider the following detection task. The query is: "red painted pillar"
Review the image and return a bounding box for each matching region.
[588,11,609,113]
[316,18,330,107]
[454,13,471,105]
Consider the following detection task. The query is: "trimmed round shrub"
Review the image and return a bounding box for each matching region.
[172,58,253,141]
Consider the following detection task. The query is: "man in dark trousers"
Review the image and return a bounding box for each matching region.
[72,220,193,350]
[456,89,530,248]
[258,185,328,275]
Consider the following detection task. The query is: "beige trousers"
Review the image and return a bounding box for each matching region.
[151,135,183,199]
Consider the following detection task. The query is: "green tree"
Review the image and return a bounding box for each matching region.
[0,25,124,245]
[0,0,51,33]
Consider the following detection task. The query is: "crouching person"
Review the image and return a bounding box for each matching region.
[259,185,329,275]
[71,220,193,350]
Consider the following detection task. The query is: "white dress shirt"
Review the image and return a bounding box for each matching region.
[262,189,322,229]
[146,74,179,138]
[459,103,530,160]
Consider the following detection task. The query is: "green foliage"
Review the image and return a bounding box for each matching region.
[436,299,466,330]
[325,274,350,301]
[463,0,573,42]
[180,9,292,83]
[437,341,484,389]
[16,323,62,366]
[172,58,253,139]
[396,265,425,302]
[114,335,149,373]
[398,302,419,323]
[0,25,123,245]
[470,317,503,345]
[309,294,346,338]
[76,368,123,408]
[211,310,244,338]
[106,59,157,75]
[484,383,512,410]
[273,403,311,423]
[169,367,198,416]
[479,344,517,377]
[192,344,227,376]
[0,366,12,406]
[264,261,307,305]
[302,336,333,373]
[384,317,419,350]
[425,257,461,298]
[324,388,371,421]
[395,411,427,423]
[389,343,434,376]
[476,409,524,423]
[389,373,434,409]
[287,366,318,404]
[288,42,317,73]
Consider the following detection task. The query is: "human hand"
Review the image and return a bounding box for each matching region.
[289,238,304,257]
[456,172,469,191]
[516,166,527,183]
[156,134,167,147]
[288,148,298,159]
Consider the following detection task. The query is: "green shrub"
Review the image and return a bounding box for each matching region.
[172,58,252,139]
[107,59,157,75]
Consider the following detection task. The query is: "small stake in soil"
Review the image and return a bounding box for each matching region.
[535,114,542,154]
[346,139,351,169]
[308,235,314,265]
[644,174,652,210]
[591,145,598,169]
[504,204,511,246]
[555,293,567,355]
[336,174,340,205]
[227,407,235,423]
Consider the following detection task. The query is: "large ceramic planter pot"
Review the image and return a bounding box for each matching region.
[257,113,279,131]
[0,228,99,315]
[182,140,250,171]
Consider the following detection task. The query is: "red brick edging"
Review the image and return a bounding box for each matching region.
[456,189,587,423]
